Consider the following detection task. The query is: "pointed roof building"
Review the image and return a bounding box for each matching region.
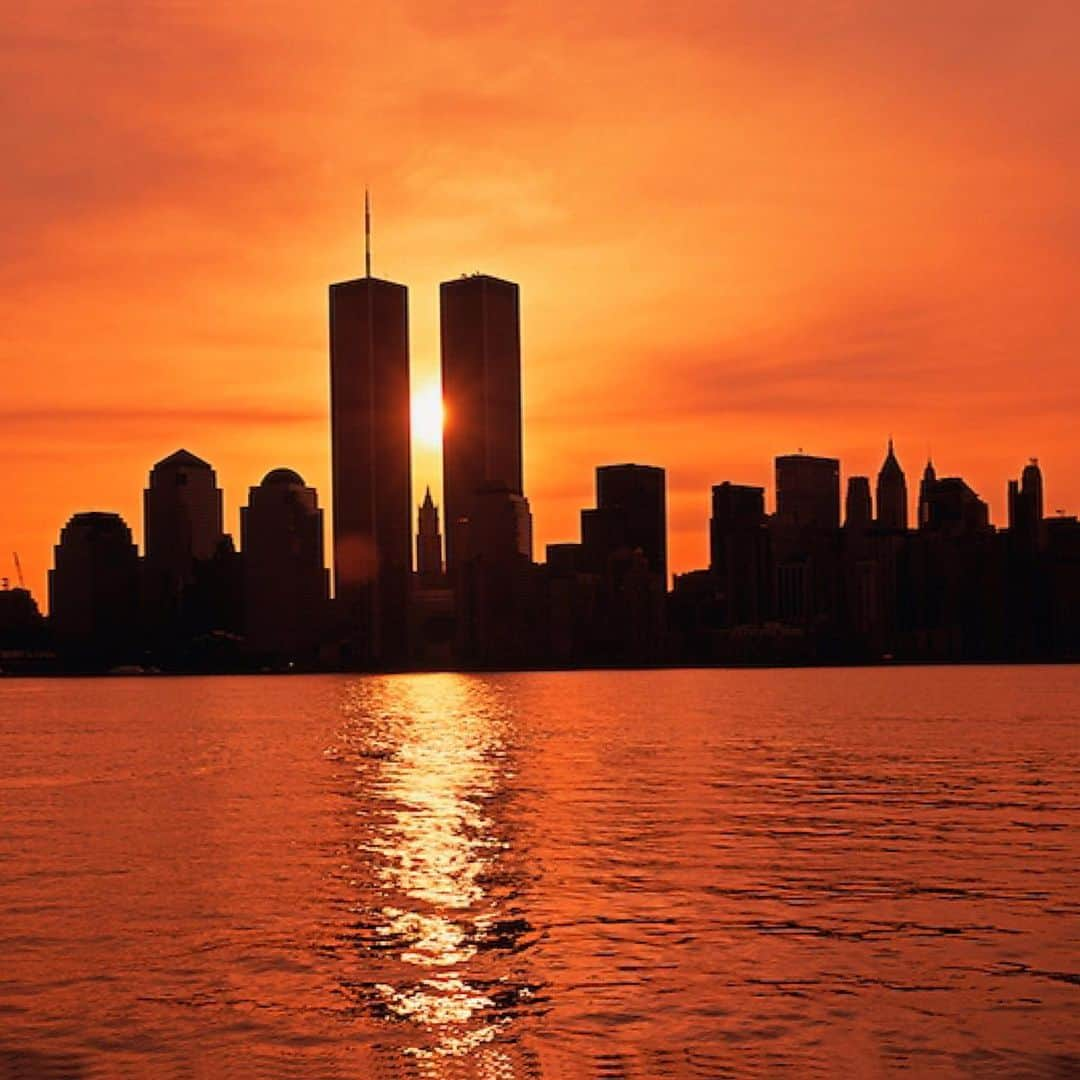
[875,438,908,530]
[417,486,443,585]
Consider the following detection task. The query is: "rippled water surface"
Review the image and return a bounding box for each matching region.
[0,668,1077,1077]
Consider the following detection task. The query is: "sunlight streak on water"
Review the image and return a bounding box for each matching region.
[331,674,532,1066]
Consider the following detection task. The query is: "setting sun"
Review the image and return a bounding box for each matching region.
[412,380,444,450]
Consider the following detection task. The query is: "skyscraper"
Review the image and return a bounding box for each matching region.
[709,482,769,625]
[775,454,840,530]
[329,214,411,667]
[1008,459,1044,548]
[143,449,224,628]
[596,464,667,583]
[144,449,223,573]
[918,458,937,528]
[920,475,990,535]
[845,476,872,530]
[49,511,140,661]
[440,273,527,569]
[875,438,908,530]
[241,469,329,659]
[416,487,443,586]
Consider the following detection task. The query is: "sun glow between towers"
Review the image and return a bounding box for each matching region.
[411,380,445,450]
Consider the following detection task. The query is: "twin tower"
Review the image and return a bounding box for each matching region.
[329,259,528,668]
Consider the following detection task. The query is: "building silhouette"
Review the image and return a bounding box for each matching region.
[845,476,872,530]
[539,464,667,666]
[775,454,840,530]
[452,485,537,667]
[1044,514,1080,656]
[1008,459,1044,549]
[21,235,1080,674]
[579,464,666,580]
[29,435,1080,670]
[240,469,329,662]
[410,489,455,669]
[416,487,443,587]
[329,241,411,667]
[771,454,842,630]
[918,458,937,528]
[875,439,908,530]
[709,482,770,626]
[1004,459,1048,656]
[144,449,224,575]
[920,474,990,535]
[143,449,225,638]
[0,585,45,652]
[440,274,529,570]
[49,512,140,664]
[595,464,667,583]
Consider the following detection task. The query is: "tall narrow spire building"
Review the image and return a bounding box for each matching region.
[329,203,411,666]
[876,438,908,530]
[417,488,443,586]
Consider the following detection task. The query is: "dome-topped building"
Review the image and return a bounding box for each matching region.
[261,468,306,487]
[49,511,140,661]
[240,468,328,660]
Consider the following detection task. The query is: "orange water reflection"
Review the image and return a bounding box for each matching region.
[332,673,535,1067]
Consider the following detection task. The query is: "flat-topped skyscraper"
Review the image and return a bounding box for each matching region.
[329,202,411,667]
[775,453,841,531]
[440,273,526,569]
[596,463,667,583]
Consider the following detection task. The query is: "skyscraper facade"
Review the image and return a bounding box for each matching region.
[416,488,443,586]
[143,449,224,627]
[709,482,769,625]
[596,463,667,583]
[240,469,329,659]
[918,459,937,528]
[440,274,526,569]
[144,449,224,573]
[49,511,140,660]
[329,271,411,666]
[875,439,908,530]
[1008,459,1044,548]
[775,454,841,530]
[845,476,872,530]
[920,475,991,535]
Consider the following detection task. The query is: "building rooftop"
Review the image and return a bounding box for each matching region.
[329,275,406,291]
[261,468,306,488]
[441,273,519,289]
[154,449,212,471]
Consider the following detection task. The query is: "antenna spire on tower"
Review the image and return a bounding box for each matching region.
[364,188,372,278]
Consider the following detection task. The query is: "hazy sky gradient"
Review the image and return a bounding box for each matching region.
[4,1,1078,601]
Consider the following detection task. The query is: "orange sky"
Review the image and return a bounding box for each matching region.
[4,1,1079,605]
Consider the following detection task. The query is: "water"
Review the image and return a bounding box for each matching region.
[0,668,1076,1078]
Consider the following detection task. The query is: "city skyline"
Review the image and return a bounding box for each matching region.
[10,255,1074,608]
[5,250,1074,610]
[5,417,1071,615]
[5,3,1080,608]
[17,420,1077,672]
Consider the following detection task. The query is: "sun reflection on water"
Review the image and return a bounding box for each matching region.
[330,674,535,1068]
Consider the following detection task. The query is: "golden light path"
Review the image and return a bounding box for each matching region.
[338,674,529,1073]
